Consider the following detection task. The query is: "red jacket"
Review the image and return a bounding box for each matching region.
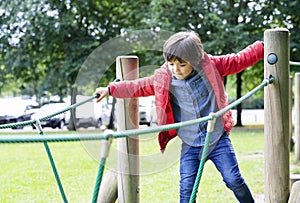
[109,41,264,152]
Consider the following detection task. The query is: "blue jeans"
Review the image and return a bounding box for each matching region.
[179,135,254,203]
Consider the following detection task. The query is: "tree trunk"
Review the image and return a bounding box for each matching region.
[68,86,77,131]
[235,71,243,126]
[107,97,116,129]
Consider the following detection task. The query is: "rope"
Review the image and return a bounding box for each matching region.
[0,76,274,144]
[34,119,68,203]
[290,61,300,66]
[189,114,216,203]
[0,117,211,143]
[0,95,100,202]
[0,76,274,202]
[188,75,274,202]
[91,135,113,203]
[0,94,99,129]
[215,75,274,118]
[91,158,107,202]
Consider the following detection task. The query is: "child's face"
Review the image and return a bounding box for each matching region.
[168,59,193,80]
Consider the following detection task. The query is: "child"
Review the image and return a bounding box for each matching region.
[95,31,264,203]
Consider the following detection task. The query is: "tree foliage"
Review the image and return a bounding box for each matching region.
[1,0,300,104]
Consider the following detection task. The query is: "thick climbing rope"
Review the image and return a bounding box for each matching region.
[290,61,300,66]
[189,115,216,203]
[0,94,99,129]
[188,75,274,203]
[91,135,113,203]
[0,116,211,143]
[34,119,68,203]
[0,76,274,144]
[0,76,274,203]
[0,94,99,203]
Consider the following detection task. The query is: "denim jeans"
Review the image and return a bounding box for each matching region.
[179,135,254,203]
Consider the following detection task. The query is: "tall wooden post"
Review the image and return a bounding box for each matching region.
[116,56,140,203]
[290,76,293,152]
[264,28,290,202]
[295,73,300,161]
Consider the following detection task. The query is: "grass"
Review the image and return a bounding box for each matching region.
[0,127,266,202]
[290,152,300,174]
[0,141,98,202]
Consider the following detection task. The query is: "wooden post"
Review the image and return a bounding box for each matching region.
[295,73,300,161]
[290,76,293,152]
[116,56,140,203]
[97,170,118,202]
[289,181,300,203]
[264,28,290,203]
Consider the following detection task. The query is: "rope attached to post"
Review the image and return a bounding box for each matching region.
[189,75,274,202]
[290,61,300,67]
[0,94,100,130]
[34,119,68,203]
[91,134,113,203]
[189,113,216,203]
[0,76,275,202]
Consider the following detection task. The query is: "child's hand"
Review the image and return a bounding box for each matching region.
[94,87,109,103]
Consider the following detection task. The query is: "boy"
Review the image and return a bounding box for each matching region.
[95,31,264,202]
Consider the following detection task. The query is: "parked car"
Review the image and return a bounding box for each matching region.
[15,105,40,129]
[0,97,38,129]
[71,95,102,129]
[100,96,157,128]
[31,103,69,129]
[139,96,156,126]
[0,115,18,128]
[0,113,34,129]
[74,116,102,128]
[101,100,116,129]
[12,113,33,129]
[139,105,152,126]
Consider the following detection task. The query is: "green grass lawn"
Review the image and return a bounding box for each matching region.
[0,127,265,202]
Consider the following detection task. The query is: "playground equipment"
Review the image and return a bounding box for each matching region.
[0,77,274,203]
[1,28,300,203]
[264,28,290,203]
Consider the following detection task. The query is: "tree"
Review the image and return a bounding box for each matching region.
[0,0,138,129]
[1,0,300,126]
[146,0,259,126]
[146,0,300,126]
